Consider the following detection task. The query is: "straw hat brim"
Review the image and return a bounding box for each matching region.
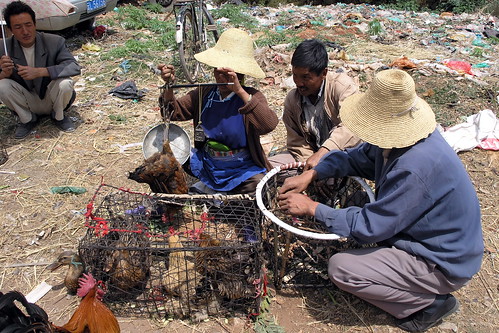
[194,48,266,79]
[340,93,437,148]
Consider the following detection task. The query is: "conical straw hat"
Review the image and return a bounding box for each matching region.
[194,28,265,79]
[340,69,436,148]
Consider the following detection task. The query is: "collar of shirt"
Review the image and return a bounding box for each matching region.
[216,88,235,101]
[301,79,325,107]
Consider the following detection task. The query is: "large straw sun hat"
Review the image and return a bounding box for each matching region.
[340,69,436,148]
[194,28,265,79]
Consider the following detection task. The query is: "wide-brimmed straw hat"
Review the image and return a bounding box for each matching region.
[194,28,265,79]
[340,69,436,148]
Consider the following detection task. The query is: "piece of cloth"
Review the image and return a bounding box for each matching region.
[0,78,74,123]
[329,247,469,318]
[314,130,483,280]
[189,88,266,191]
[109,80,146,99]
[0,32,81,100]
[160,84,278,172]
[441,109,498,152]
[283,71,361,162]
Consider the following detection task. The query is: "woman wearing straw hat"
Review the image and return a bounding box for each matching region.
[157,28,278,194]
[278,69,483,332]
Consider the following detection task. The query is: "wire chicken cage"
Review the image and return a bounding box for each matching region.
[80,184,264,320]
[256,162,375,289]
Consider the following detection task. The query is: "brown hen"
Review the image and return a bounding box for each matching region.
[128,139,188,194]
[104,240,150,292]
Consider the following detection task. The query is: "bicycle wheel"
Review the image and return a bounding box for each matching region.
[178,7,199,83]
[197,5,219,79]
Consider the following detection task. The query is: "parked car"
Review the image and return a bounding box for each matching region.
[36,0,118,31]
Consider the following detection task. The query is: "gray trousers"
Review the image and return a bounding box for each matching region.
[0,78,74,123]
[328,246,470,319]
[267,150,296,168]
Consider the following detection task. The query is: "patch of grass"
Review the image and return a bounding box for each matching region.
[412,72,496,127]
[210,4,259,31]
[255,30,302,49]
[115,4,174,34]
[275,10,293,27]
[108,114,127,123]
[116,5,151,30]
[368,19,383,36]
[101,32,175,60]
[144,2,164,13]
[470,47,484,58]
[485,36,499,45]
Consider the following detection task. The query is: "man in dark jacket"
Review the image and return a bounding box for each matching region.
[0,1,81,139]
[278,69,483,332]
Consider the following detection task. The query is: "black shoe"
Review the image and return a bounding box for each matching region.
[15,118,38,139]
[395,294,459,332]
[53,116,75,132]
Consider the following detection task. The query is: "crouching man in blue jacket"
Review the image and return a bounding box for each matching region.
[278,69,483,332]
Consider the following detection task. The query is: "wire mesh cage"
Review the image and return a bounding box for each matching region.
[256,162,374,289]
[80,184,264,320]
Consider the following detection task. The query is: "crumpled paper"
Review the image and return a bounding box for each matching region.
[441,109,498,152]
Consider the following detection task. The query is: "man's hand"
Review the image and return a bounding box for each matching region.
[278,169,317,195]
[158,64,175,84]
[16,65,48,80]
[0,55,15,78]
[278,192,318,216]
[304,147,329,171]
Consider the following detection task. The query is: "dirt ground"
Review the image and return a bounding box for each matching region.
[0,2,498,332]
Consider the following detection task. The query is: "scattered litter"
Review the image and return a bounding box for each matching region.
[119,59,131,74]
[109,80,146,100]
[115,142,142,153]
[82,42,101,52]
[25,282,53,303]
[443,60,474,75]
[441,109,498,152]
[50,186,87,195]
[390,56,417,69]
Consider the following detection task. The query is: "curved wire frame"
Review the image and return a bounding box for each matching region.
[256,162,374,240]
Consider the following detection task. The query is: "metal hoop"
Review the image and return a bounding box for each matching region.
[256,162,374,240]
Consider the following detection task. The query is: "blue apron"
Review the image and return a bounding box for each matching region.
[190,88,266,191]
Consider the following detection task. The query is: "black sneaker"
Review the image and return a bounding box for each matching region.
[395,294,459,332]
[53,116,75,132]
[15,118,38,139]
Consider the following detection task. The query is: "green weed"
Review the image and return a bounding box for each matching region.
[368,19,383,36]
[101,36,168,60]
[255,30,302,49]
[210,4,259,31]
[470,47,484,58]
[108,114,127,123]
